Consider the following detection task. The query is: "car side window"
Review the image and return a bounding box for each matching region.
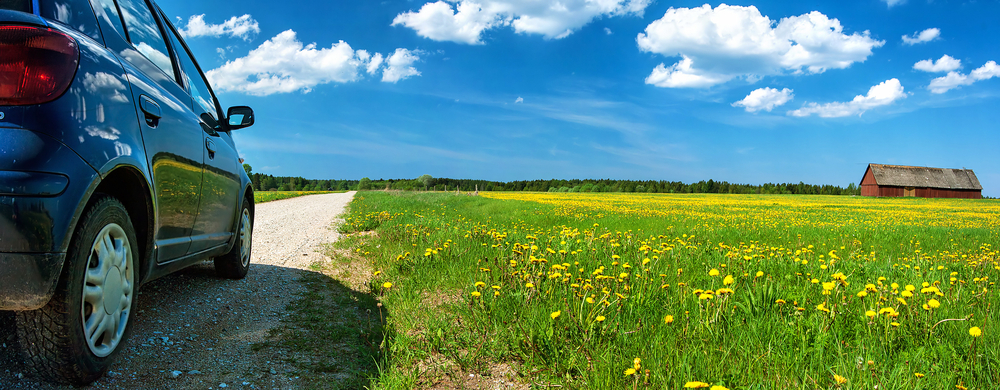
[163,17,220,124]
[90,0,126,43]
[39,0,103,42]
[115,0,175,81]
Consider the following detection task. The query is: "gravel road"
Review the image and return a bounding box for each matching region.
[0,191,356,389]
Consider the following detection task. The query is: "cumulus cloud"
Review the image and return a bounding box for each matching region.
[382,49,422,83]
[913,55,960,73]
[206,30,418,95]
[179,14,260,41]
[637,4,884,88]
[392,0,649,44]
[732,87,793,112]
[515,97,524,103]
[604,27,612,35]
[902,28,940,45]
[788,79,905,117]
[928,61,1000,94]
[366,52,384,75]
[644,56,729,88]
[882,0,905,7]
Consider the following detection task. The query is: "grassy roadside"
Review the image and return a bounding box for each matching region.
[252,238,388,389]
[334,191,997,389]
[254,190,345,204]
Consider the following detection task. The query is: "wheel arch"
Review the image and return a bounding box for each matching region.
[91,166,154,284]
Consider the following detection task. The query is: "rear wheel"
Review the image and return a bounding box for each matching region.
[16,196,136,385]
[215,200,252,279]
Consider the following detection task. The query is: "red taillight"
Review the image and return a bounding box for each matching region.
[0,25,79,105]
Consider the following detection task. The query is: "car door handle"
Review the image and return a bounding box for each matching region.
[205,138,216,153]
[139,95,161,127]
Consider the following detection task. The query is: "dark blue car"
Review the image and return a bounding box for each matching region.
[1,0,255,384]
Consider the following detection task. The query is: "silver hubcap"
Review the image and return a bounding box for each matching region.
[239,208,251,267]
[81,223,133,357]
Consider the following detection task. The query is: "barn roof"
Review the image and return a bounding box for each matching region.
[865,164,982,190]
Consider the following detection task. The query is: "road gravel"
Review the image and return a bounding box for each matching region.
[0,191,355,389]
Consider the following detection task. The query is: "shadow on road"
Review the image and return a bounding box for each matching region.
[0,261,390,389]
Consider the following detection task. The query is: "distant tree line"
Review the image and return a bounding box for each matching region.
[243,165,861,195]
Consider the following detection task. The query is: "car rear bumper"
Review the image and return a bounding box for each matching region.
[0,252,65,310]
[1,126,99,310]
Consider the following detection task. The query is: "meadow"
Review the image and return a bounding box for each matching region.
[334,191,999,389]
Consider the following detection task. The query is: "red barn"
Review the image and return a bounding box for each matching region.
[860,164,982,199]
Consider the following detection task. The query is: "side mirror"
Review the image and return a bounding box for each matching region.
[227,106,254,130]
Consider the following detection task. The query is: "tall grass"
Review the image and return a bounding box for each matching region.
[337,191,999,389]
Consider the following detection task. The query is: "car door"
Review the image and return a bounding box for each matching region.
[160,13,241,254]
[101,0,206,262]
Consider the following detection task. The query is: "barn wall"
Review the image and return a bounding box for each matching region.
[860,167,879,197]
[915,188,982,199]
[878,186,904,197]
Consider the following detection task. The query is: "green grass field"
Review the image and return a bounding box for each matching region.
[331,191,998,389]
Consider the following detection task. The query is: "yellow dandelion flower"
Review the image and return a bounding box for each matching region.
[970,327,982,337]
[927,299,940,308]
[710,386,729,390]
[471,291,481,298]
[709,269,720,277]
[755,271,764,278]
[723,275,734,285]
[596,315,606,322]
[550,311,561,319]
[526,282,534,288]
[865,310,876,318]
[474,281,486,288]
[624,368,636,376]
[664,315,674,324]
[684,382,710,388]
[833,374,847,384]
[383,282,393,289]
[914,372,924,378]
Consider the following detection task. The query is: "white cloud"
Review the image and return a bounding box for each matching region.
[206,30,417,95]
[382,48,422,83]
[365,52,384,75]
[637,4,884,88]
[902,28,940,45]
[882,0,905,7]
[515,96,523,103]
[928,61,1000,94]
[913,55,960,72]
[644,56,730,88]
[604,27,612,35]
[732,87,793,112]
[392,0,649,44]
[179,14,260,41]
[788,78,905,117]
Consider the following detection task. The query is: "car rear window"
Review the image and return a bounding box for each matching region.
[0,0,31,12]
[38,0,103,41]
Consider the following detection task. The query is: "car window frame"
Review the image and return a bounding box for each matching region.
[111,0,179,87]
[155,5,226,131]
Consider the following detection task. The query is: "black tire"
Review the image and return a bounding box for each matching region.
[215,200,252,279]
[15,196,137,385]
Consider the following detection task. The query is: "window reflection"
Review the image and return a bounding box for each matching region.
[116,0,175,81]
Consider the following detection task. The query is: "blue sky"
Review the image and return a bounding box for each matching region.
[159,0,1000,196]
